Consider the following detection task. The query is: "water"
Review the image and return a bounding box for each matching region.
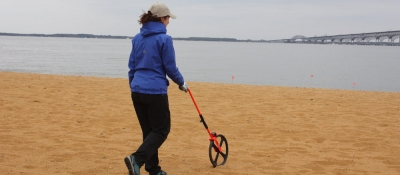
[1,36,399,92]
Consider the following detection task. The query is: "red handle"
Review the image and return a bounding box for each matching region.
[188,88,212,134]
[188,88,202,115]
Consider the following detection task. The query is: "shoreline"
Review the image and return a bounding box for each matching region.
[2,31,399,46]
[1,71,399,93]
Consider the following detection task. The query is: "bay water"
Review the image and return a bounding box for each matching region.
[1,36,399,92]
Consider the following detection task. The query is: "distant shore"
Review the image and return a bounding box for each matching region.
[2,32,398,45]
[0,32,267,42]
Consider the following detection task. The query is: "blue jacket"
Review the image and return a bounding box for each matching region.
[128,22,184,94]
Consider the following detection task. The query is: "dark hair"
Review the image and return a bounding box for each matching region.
[138,11,161,24]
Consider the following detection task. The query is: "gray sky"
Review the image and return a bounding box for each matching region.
[1,0,399,40]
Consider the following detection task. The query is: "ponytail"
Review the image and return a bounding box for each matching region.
[138,11,161,24]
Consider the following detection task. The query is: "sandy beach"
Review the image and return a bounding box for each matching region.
[1,72,399,175]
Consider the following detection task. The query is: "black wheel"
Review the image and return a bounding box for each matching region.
[208,134,228,167]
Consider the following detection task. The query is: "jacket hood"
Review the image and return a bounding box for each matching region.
[140,22,167,37]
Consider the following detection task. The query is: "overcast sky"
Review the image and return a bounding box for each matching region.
[1,0,399,40]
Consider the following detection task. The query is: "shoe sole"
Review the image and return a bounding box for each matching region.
[124,156,136,175]
[159,170,167,175]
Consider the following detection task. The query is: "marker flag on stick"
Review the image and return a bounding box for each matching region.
[232,76,234,83]
[310,74,314,87]
[353,82,356,90]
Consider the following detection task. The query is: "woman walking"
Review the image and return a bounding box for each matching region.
[124,2,188,175]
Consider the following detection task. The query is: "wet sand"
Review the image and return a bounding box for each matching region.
[1,72,399,175]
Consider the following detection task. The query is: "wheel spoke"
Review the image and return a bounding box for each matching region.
[219,139,225,147]
[214,151,220,162]
[213,143,220,162]
[220,152,226,158]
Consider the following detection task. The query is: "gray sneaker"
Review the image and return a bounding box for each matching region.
[124,155,140,175]
[157,170,167,175]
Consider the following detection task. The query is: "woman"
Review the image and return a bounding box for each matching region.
[124,2,188,175]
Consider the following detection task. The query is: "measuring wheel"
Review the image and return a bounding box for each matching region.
[209,133,229,167]
[188,88,229,167]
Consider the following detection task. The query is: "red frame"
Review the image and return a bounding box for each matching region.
[188,88,223,153]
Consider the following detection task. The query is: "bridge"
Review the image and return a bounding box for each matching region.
[267,30,400,46]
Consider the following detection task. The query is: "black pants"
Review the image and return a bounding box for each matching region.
[131,92,171,175]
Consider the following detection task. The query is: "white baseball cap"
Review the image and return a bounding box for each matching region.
[148,2,176,19]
